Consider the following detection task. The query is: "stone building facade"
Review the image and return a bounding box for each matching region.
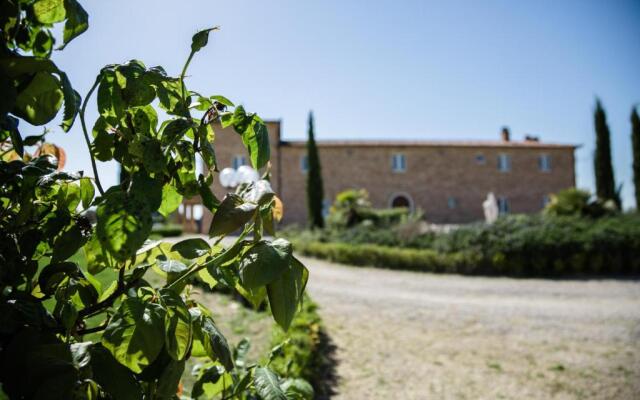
[199,120,576,230]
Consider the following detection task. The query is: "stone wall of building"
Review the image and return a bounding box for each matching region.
[201,121,576,230]
[278,142,575,225]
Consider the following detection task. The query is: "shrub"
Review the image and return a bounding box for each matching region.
[290,213,640,277]
[151,223,184,237]
[270,297,327,390]
[544,187,617,218]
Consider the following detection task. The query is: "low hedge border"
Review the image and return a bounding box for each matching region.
[292,240,479,273]
[292,240,640,277]
[269,296,336,399]
[191,277,333,398]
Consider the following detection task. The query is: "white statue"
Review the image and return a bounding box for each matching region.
[483,192,499,224]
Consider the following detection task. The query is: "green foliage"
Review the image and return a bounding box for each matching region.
[290,213,640,277]
[0,4,310,399]
[543,187,617,218]
[305,111,324,229]
[327,188,410,228]
[632,106,640,210]
[151,223,183,238]
[270,297,330,399]
[593,99,619,207]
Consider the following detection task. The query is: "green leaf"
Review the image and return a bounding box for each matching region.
[281,378,314,400]
[9,127,23,157]
[194,313,234,371]
[91,117,114,161]
[52,223,88,262]
[198,176,219,211]
[239,239,292,289]
[38,262,79,295]
[161,118,192,146]
[198,268,217,289]
[56,181,81,212]
[0,73,17,119]
[59,71,80,132]
[243,116,270,170]
[160,290,191,361]
[158,184,183,217]
[79,177,94,209]
[157,259,187,274]
[253,367,286,400]
[23,133,46,146]
[171,238,210,259]
[141,138,164,173]
[243,180,275,205]
[210,95,234,107]
[96,188,153,262]
[199,124,217,171]
[191,27,217,53]
[102,297,165,373]
[61,0,88,48]
[191,364,231,399]
[13,71,64,126]
[32,0,66,24]
[60,300,77,332]
[89,345,143,400]
[156,359,185,399]
[83,234,114,275]
[131,171,163,210]
[209,193,257,237]
[267,256,309,331]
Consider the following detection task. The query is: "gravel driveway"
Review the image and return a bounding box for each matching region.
[302,256,640,400]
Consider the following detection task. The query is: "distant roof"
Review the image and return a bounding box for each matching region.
[279,139,579,149]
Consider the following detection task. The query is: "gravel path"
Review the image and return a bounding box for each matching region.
[302,256,640,400]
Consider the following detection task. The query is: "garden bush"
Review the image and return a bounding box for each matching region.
[290,214,640,277]
[151,223,184,238]
[0,3,311,399]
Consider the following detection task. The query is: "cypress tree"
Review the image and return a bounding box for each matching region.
[632,106,640,210]
[306,111,325,228]
[593,99,618,207]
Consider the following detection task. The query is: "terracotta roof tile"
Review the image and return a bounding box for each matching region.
[279,139,578,149]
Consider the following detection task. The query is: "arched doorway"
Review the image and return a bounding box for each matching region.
[389,192,413,211]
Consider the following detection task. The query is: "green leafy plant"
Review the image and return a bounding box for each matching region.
[0,2,310,399]
[543,187,617,218]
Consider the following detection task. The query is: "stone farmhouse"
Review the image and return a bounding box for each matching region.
[189,120,576,231]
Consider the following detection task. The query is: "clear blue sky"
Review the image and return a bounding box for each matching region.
[48,0,640,208]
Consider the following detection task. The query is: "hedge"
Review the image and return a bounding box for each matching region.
[293,240,483,274]
[150,223,183,238]
[191,277,332,396]
[291,214,640,277]
[269,297,334,399]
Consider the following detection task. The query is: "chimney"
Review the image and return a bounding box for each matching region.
[524,134,540,142]
[501,127,510,142]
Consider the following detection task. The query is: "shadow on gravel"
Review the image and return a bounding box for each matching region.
[312,328,340,400]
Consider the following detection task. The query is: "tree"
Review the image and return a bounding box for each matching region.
[306,111,325,228]
[593,99,619,207]
[632,106,640,210]
[0,2,310,399]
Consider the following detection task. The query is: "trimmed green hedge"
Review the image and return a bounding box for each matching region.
[150,223,183,238]
[270,296,333,398]
[293,240,482,274]
[291,214,640,276]
[191,276,331,396]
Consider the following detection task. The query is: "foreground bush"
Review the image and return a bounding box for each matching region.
[0,4,310,399]
[291,214,640,276]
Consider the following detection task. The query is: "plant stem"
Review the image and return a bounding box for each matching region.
[166,228,249,290]
[78,266,133,318]
[180,50,195,103]
[80,76,105,195]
